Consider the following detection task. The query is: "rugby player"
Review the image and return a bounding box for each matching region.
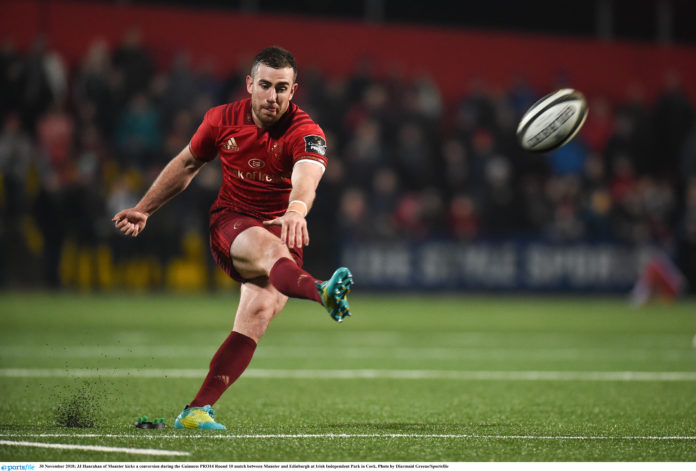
[113,46,353,430]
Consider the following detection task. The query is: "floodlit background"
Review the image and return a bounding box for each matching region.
[1,0,696,295]
[2,1,696,462]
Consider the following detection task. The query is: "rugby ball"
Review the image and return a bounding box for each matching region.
[516,88,588,153]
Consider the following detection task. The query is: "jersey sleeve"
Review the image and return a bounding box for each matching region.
[189,107,222,162]
[289,123,328,170]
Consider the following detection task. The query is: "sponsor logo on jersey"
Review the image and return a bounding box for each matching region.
[248,158,266,169]
[304,135,326,156]
[224,137,239,151]
[232,168,281,184]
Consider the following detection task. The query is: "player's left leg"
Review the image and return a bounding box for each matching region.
[175,280,286,430]
[230,277,288,342]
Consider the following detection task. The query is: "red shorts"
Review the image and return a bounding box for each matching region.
[209,208,304,283]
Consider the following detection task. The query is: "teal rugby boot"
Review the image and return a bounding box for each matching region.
[174,405,226,430]
[316,267,354,322]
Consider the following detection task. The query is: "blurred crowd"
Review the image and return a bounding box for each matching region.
[1,31,696,292]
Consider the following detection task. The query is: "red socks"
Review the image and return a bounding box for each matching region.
[269,257,322,303]
[189,331,257,407]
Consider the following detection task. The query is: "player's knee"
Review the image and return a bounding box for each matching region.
[264,241,293,267]
[253,293,286,331]
[251,297,278,324]
[274,294,288,313]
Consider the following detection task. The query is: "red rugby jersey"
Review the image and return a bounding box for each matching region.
[189,98,327,219]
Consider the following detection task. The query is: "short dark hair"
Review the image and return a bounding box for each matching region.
[251,46,297,81]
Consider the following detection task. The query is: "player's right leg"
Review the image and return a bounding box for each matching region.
[230,225,353,321]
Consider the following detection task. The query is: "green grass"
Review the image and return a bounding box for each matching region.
[1,292,696,461]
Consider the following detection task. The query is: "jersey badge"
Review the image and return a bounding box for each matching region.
[304,135,326,156]
[271,142,283,159]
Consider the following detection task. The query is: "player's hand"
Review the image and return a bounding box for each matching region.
[112,209,149,237]
[263,211,309,249]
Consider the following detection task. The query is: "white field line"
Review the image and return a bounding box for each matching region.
[1,433,695,441]
[0,344,690,361]
[1,368,696,381]
[0,439,190,456]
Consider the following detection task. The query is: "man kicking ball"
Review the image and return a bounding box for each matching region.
[113,46,353,430]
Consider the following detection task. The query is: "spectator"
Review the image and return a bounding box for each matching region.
[481,155,521,236]
[0,113,34,219]
[0,39,24,123]
[582,96,614,154]
[73,39,118,134]
[466,127,496,201]
[393,121,437,190]
[19,37,67,132]
[338,187,372,241]
[36,100,75,180]
[162,52,197,120]
[617,83,654,176]
[115,92,161,167]
[652,71,694,179]
[370,167,401,240]
[441,138,469,199]
[520,175,553,234]
[343,117,388,189]
[679,120,696,181]
[449,193,479,240]
[112,28,155,102]
[412,75,443,122]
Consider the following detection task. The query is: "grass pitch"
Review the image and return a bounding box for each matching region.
[1,292,695,461]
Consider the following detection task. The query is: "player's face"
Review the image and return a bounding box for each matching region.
[246,64,298,128]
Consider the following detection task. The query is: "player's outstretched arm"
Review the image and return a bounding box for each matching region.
[264,160,324,249]
[113,146,206,237]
